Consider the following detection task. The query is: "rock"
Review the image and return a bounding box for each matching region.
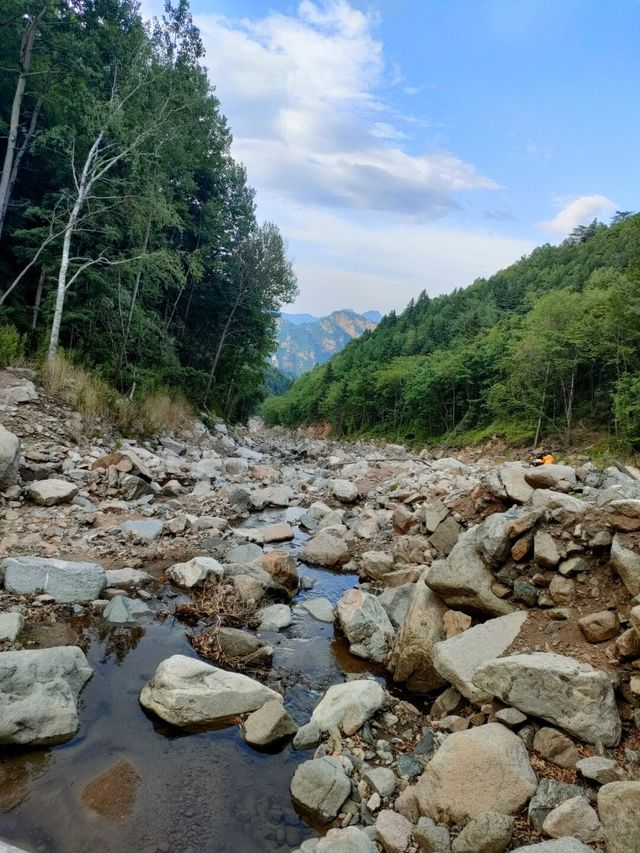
[375,809,413,853]
[610,534,640,595]
[425,501,450,533]
[451,812,514,853]
[414,723,537,825]
[379,584,413,630]
[167,556,224,589]
[432,612,528,703]
[548,576,575,606]
[105,567,154,589]
[389,571,447,692]
[293,721,321,750]
[442,610,472,638]
[0,611,22,642]
[0,424,20,489]
[331,479,359,503]
[578,610,619,643]
[81,758,140,821]
[576,755,624,784]
[250,485,293,510]
[413,816,451,852]
[511,841,593,852]
[336,589,395,663]
[27,478,78,506]
[429,516,462,556]
[542,797,602,843]
[237,522,294,544]
[630,604,640,637]
[495,707,527,727]
[362,550,394,580]
[534,532,561,569]
[499,463,534,504]
[226,543,263,563]
[119,474,155,501]
[0,646,93,745]
[363,766,396,798]
[477,513,512,567]
[528,780,586,832]
[299,598,334,622]
[258,603,292,631]
[120,519,163,542]
[472,652,621,746]
[315,827,377,852]
[242,699,297,745]
[427,530,514,617]
[597,781,640,853]
[393,504,415,534]
[216,627,273,666]
[524,465,577,491]
[533,728,579,769]
[616,627,640,657]
[103,595,152,623]
[139,655,282,727]
[302,531,351,567]
[2,556,106,603]
[558,557,589,576]
[310,679,385,735]
[253,550,299,596]
[290,756,351,823]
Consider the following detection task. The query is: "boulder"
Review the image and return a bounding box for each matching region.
[610,534,640,595]
[139,654,282,727]
[2,556,106,603]
[577,610,619,643]
[290,756,351,823]
[451,812,514,853]
[499,463,534,504]
[524,465,577,491]
[250,485,293,509]
[432,611,528,703]
[511,840,594,852]
[299,598,334,622]
[27,478,78,506]
[336,589,395,663]
[253,550,299,597]
[541,796,602,844]
[413,816,451,852]
[0,424,20,489]
[476,513,511,567]
[414,723,537,825]
[167,556,224,589]
[534,531,561,569]
[120,519,163,541]
[216,627,273,667]
[310,680,385,735]
[331,479,359,503]
[105,567,154,589]
[103,595,152,623]
[427,530,514,617]
[361,550,394,580]
[314,827,377,852]
[389,572,447,692]
[257,603,292,631]
[0,646,93,745]
[379,583,413,630]
[0,611,22,642]
[236,522,294,544]
[302,531,351,567]
[473,652,621,746]
[375,809,413,853]
[528,780,586,832]
[242,700,297,746]
[597,781,640,853]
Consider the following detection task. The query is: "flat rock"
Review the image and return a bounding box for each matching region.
[103,595,152,623]
[302,531,351,567]
[105,567,154,589]
[597,781,640,853]
[236,522,294,544]
[0,646,93,745]
[299,598,334,622]
[258,603,292,631]
[432,611,528,703]
[27,478,78,506]
[120,519,164,542]
[2,556,106,603]
[311,679,385,735]
[336,589,395,663]
[0,612,23,642]
[414,723,537,826]
[242,699,297,746]
[139,654,282,727]
[290,756,351,823]
[473,652,621,746]
[576,756,624,784]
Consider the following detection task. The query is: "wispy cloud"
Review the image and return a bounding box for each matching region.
[539,194,616,236]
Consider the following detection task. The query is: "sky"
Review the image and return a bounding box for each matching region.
[141,0,640,315]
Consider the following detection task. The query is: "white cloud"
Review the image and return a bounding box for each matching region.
[539,194,616,236]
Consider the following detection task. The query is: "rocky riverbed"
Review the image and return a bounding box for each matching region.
[1,366,640,853]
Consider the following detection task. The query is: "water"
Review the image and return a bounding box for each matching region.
[0,510,373,853]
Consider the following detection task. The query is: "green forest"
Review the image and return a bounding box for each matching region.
[0,0,297,421]
[263,214,640,449]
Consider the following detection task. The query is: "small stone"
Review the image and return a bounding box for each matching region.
[533,728,579,769]
[413,816,450,852]
[451,811,514,853]
[363,767,396,798]
[495,707,527,728]
[548,576,575,605]
[375,808,413,853]
[559,557,589,576]
[367,792,381,811]
[534,531,560,569]
[541,796,603,844]
[293,722,321,750]
[576,756,624,784]
[578,610,620,643]
[242,700,297,746]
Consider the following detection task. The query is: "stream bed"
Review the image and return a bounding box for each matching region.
[0,509,379,853]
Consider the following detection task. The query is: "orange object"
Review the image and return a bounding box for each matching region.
[541,453,554,464]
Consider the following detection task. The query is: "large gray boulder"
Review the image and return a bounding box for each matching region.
[331,478,359,503]
[2,556,106,603]
[473,652,621,746]
[216,627,273,667]
[290,756,351,823]
[302,530,351,567]
[336,588,395,662]
[389,571,447,693]
[524,465,577,491]
[414,723,537,825]
[0,646,93,745]
[610,534,640,596]
[314,827,377,853]
[432,611,528,703]
[242,700,297,746]
[498,462,534,503]
[0,424,20,489]
[27,478,78,506]
[597,781,640,853]
[139,654,282,727]
[310,679,385,734]
[167,556,224,589]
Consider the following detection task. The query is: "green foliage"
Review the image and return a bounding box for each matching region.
[0,324,24,367]
[265,215,640,448]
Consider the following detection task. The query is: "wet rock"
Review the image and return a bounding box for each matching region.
[432,611,528,703]
[331,479,359,503]
[361,550,394,580]
[139,654,282,727]
[293,721,321,750]
[27,478,78,506]
[2,556,106,603]
[541,796,602,843]
[216,627,273,666]
[81,759,141,821]
[103,595,152,623]
[258,603,292,631]
[0,646,93,745]
[167,556,224,589]
[120,519,164,542]
[610,534,640,595]
[527,780,587,831]
[0,611,22,642]
[363,766,396,798]
[253,550,299,596]
[473,652,621,746]
[533,728,579,769]
[290,756,351,823]
[451,812,514,853]
[105,567,154,589]
[0,424,20,489]
[242,699,298,746]
[414,723,537,826]
[336,589,395,663]
[524,465,577,491]
[597,780,640,853]
[299,598,334,622]
[310,679,385,735]
[302,530,351,567]
[413,816,450,852]
[237,522,294,545]
[576,755,624,784]
[375,809,413,853]
[578,610,619,643]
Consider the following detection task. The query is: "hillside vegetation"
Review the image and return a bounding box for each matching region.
[0,0,296,421]
[263,214,640,449]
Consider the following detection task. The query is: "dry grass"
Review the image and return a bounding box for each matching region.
[138,392,193,434]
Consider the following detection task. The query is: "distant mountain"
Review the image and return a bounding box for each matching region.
[273,309,380,377]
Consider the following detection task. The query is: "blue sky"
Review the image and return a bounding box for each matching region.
[142,0,640,314]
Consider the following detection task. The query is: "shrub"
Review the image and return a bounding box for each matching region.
[0,324,24,368]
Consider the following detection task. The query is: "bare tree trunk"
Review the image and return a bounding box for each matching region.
[203,286,244,401]
[31,266,45,330]
[118,217,151,371]
[0,11,42,238]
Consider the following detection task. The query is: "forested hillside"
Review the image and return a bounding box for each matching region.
[0,0,296,420]
[263,214,640,448]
